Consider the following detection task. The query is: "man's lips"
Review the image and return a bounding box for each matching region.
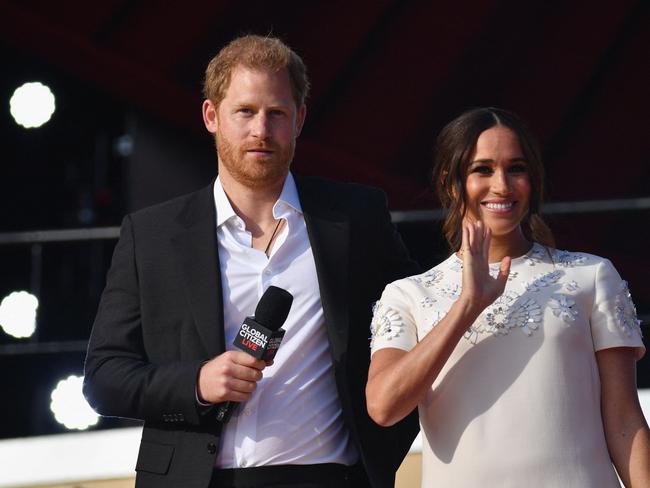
[245,147,275,155]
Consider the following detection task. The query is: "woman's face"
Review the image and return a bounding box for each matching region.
[464,125,531,238]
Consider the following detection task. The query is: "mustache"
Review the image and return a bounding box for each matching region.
[242,142,278,152]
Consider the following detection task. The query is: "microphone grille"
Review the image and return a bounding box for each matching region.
[254,286,293,331]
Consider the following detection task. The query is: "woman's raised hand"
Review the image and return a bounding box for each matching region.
[459,220,511,312]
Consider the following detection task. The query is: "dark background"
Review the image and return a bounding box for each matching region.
[0,0,648,438]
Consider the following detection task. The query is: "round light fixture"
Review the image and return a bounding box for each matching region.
[0,290,38,338]
[50,375,99,430]
[9,81,56,128]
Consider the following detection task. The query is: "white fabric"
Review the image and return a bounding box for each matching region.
[213,173,358,468]
[371,243,644,488]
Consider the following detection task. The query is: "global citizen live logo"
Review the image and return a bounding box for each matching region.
[233,318,285,360]
[238,322,268,351]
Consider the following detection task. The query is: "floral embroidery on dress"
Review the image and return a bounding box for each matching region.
[564,280,579,292]
[523,270,563,292]
[525,244,546,266]
[450,259,463,272]
[469,292,543,339]
[549,294,578,324]
[554,250,587,268]
[438,283,462,300]
[423,269,444,287]
[478,292,520,335]
[420,296,436,308]
[614,281,643,337]
[369,302,406,348]
[508,297,543,336]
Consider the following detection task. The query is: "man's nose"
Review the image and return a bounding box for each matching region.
[251,113,271,139]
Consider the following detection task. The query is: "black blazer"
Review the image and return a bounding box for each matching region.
[84,175,420,488]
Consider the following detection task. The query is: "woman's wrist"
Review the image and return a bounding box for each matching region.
[453,294,485,324]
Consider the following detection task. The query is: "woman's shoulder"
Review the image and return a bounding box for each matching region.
[524,243,614,271]
[380,255,462,309]
[388,254,460,290]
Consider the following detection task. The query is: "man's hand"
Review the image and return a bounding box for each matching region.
[197,351,268,404]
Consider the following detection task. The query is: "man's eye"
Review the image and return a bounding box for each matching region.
[269,109,286,117]
[238,108,253,114]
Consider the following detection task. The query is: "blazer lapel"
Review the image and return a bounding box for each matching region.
[297,177,350,362]
[171,184,225,358]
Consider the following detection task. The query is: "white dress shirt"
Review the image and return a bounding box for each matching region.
[213,173,358,468]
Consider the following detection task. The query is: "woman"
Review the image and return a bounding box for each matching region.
[366,107,650,487]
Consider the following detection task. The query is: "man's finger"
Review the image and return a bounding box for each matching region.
[230,351,267,370]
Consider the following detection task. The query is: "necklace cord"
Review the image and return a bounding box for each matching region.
[264,219,283,257]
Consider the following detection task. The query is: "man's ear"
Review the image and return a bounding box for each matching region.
[202,99,218,134]
[294,104,307,138]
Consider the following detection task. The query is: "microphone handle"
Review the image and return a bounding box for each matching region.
[215,401,238,423]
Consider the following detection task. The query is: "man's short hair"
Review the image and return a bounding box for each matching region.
[203,35,310,108]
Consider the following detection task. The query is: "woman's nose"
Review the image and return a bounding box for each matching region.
[491,169,511,194]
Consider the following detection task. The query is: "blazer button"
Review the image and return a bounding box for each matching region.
[207,443,217,454]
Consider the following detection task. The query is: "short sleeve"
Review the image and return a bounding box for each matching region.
[590,258,645,359]
[370,281,418,356]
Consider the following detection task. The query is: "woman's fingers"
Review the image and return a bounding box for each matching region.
[461,221,469,255]
[483,226,491,257]
[466,220,475,253]
[496,256,511,286]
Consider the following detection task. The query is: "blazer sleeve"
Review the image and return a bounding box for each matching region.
[83,215,206,427]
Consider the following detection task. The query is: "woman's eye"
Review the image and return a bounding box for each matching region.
[471,165,492,174]
[509,164,527,173]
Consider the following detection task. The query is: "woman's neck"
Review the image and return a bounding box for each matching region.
[487,228,531,263]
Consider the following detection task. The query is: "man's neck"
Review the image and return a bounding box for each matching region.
[219,170,286,237]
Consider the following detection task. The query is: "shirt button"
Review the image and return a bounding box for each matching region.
[207,443,217,454]
[264,269,272,275]
[241,460,248,467]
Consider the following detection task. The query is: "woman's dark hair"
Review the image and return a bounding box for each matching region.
[432,107,554,251]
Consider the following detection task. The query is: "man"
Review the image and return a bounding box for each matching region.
[84,35,419,488]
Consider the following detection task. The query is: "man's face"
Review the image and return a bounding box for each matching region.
[203,66,306,190]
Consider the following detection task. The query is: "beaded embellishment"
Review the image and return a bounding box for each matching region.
[524,270,563,292]
[549,294,578,324]
[370,302,405,347]
[472,292,543,337]
[525,245,546,266]
[614,281,643,337]
[420,296,436,308]
[564,280,579,292]
[423,269,444,288]
[554,250,587,268]
[509,297,544,335]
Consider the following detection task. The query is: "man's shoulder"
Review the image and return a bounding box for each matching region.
[127,183,213,228]
[294,174,386,207]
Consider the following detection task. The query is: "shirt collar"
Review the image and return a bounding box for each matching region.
[213,172,303,228]
[274,172,302,217]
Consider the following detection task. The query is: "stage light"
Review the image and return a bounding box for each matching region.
[0,291,38,338]
[50,375,99,430]
[9,81,56,128]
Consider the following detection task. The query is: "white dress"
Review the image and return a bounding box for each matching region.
[371,243,645,488]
